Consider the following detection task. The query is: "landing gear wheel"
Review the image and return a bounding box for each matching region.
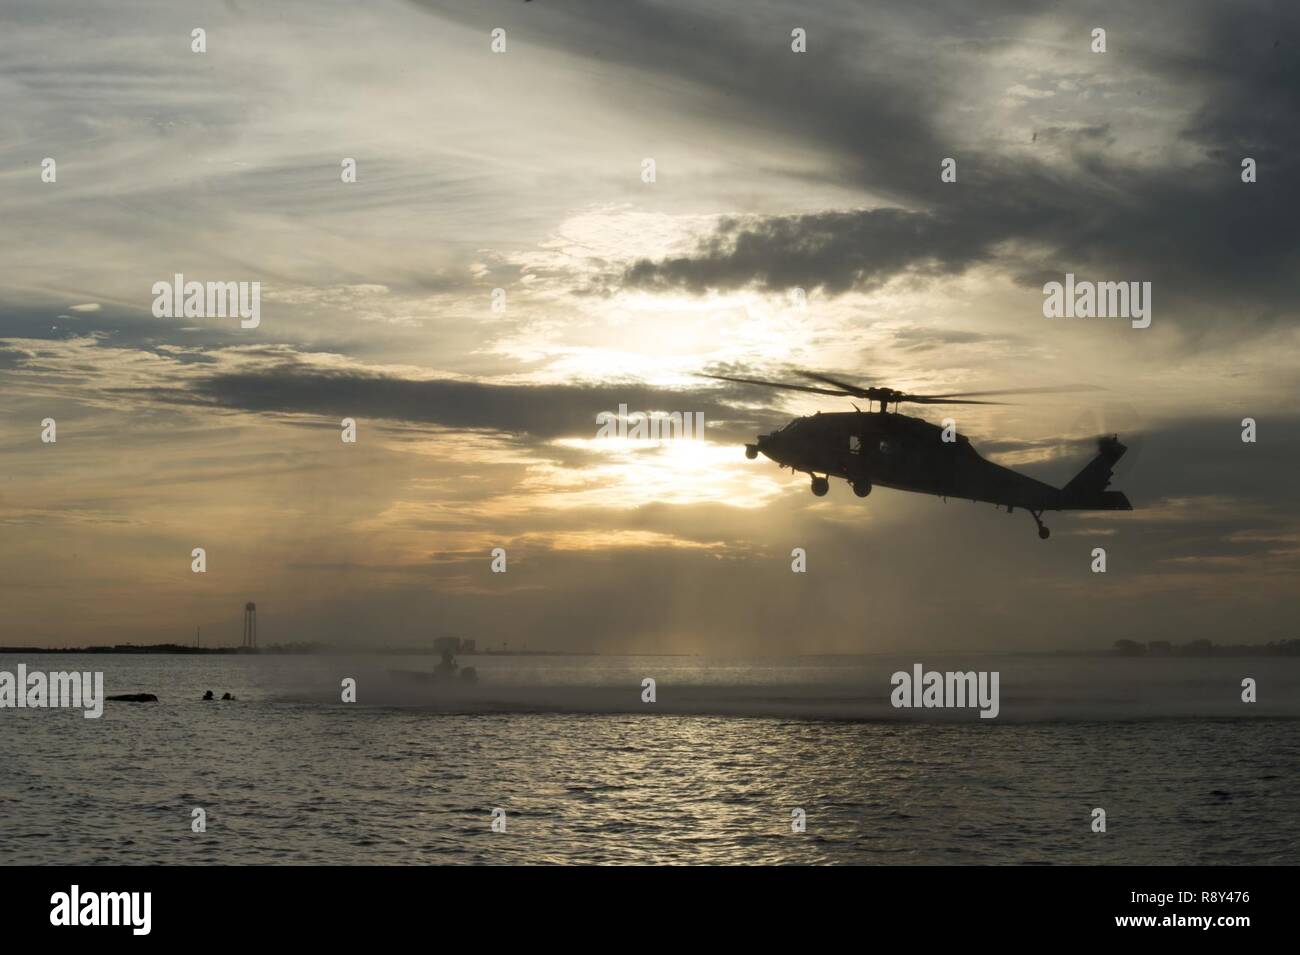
[810,476,830,497]
[852,480,872,498]
[1030,510,1050,539]
[1038,525,1050,540]
[744,445,758,460]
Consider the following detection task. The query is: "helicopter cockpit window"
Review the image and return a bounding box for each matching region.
[849,435,862,451]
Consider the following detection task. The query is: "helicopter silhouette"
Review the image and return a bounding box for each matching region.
[705,371,1133,539]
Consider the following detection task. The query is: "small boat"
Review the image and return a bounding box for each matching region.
[389,650,478,685]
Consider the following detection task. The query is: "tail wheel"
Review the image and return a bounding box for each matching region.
[1038,526,1051,540]
[810,476,830,497]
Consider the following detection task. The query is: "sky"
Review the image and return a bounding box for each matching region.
[1,0,1297,651]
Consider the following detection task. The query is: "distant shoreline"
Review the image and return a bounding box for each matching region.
[0,641,1296,658]
[0,644,569,656]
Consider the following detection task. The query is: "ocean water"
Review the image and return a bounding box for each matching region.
[0,653,1296,865]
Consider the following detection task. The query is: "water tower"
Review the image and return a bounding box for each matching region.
[241,602,257,650]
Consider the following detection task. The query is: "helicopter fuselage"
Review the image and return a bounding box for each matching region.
[747,410,1130,532]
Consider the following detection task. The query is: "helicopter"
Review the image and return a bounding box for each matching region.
[704,371,1133,539]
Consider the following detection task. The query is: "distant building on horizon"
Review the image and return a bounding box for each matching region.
[430,636,476,655]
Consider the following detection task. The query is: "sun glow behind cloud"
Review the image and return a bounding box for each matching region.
[540,437,785,509]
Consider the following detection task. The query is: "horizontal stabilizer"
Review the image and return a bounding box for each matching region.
[1089,490,1132,510]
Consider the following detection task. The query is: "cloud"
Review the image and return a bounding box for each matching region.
[127,357,781,443]
[624,208,997,296]
[412,0,1300,335]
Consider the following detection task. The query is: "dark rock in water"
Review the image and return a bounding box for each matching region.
[221,692,235,700]
[107,693,158,703]
[202,690,214,701]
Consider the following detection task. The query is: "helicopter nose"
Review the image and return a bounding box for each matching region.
[751,433,778,459]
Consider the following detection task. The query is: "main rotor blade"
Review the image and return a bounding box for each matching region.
[797,371,1006,405]
[704,372,1084,407]
[797,372,1090,403]
[904,396,1005,405]
[700,373,850,398]
[796,371,874,397]
[923,385,1103,398]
